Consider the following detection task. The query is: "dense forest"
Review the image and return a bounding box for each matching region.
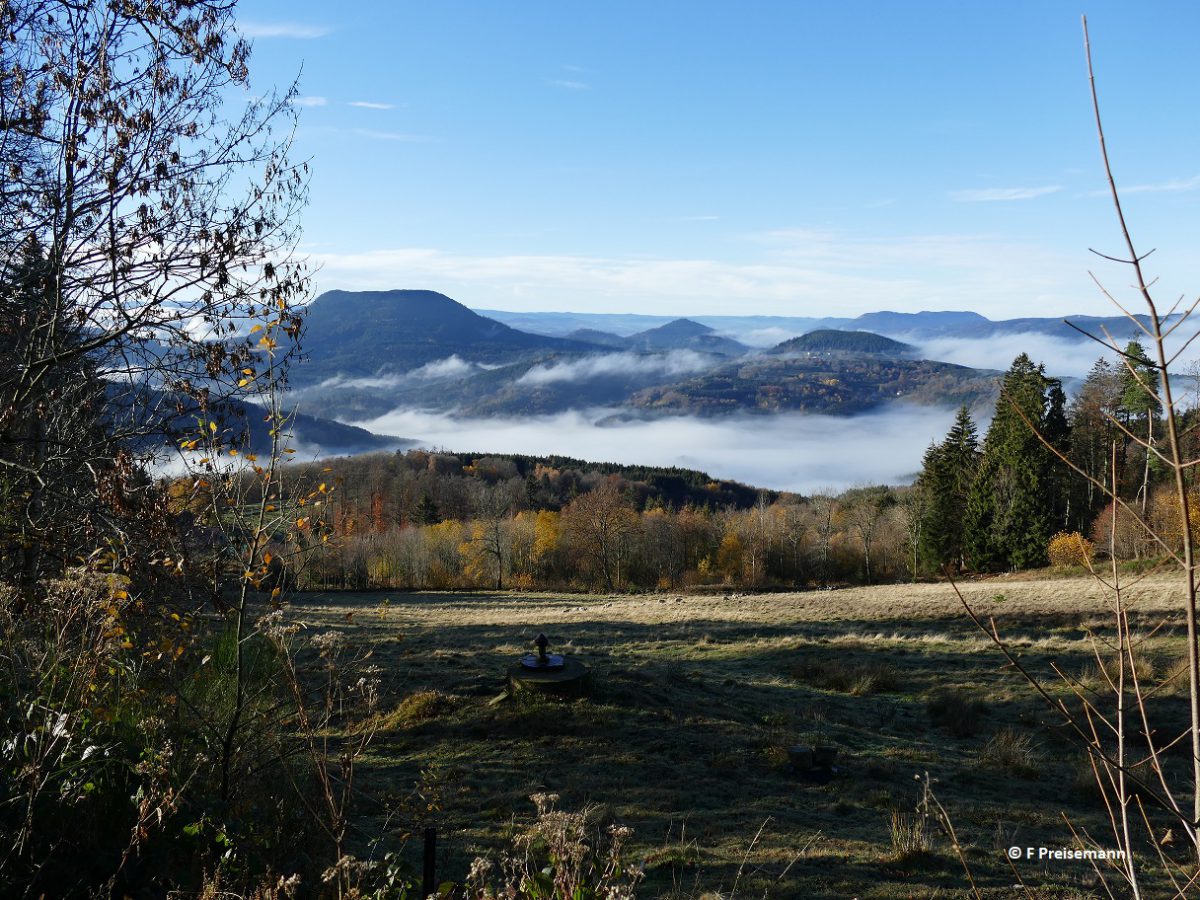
[249,346,1193,594]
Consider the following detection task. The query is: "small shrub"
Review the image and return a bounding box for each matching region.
[1047,531,1095,568]
[463,794,643,900]
[888,810,933,863]
[791,658,900,695]
[374,690,455,730]
[980,727,1042,778]
[761,745,791,770]
[1079,654,1157,694]
[926,689,987,737]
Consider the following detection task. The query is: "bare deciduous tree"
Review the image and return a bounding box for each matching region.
[0,0,308,587]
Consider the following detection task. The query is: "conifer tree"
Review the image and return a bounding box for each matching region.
[964,354,1069,571]
[916,405,980,571]
[414,492,442,525]
[1121,339,1161,512]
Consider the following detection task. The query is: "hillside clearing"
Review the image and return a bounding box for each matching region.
[290,572,1191,898]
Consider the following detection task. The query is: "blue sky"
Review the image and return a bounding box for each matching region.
[234,1,1200,319]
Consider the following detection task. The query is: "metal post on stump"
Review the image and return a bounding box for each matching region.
[422,826,437,898]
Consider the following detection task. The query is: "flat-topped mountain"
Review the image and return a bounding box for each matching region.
[767,329,914,356]
[296,289,602,383]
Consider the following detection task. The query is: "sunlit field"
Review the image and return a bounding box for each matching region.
[290,571,1191,898]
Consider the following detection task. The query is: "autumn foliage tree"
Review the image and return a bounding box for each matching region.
[0,0,307,588]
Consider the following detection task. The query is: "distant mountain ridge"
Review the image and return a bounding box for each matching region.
[477,307,1162,346]
[284,289,1094,425]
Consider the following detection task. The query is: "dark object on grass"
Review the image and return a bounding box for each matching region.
[510,632,589,697]
[521,631,565,670]
[789,744,840,783]
[423,827,436,898]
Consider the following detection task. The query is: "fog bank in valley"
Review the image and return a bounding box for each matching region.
[358,404,963,494]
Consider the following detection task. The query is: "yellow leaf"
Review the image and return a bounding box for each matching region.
[263,552,273,565]
[250,324,264,334]
[238,378,249,387]
[209,422,217,433]
[229,449,238,456]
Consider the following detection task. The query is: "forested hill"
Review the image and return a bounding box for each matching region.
[766,330,915,355]
[294,289,604,381]
[295,448,775,525]
[630,355,997,415]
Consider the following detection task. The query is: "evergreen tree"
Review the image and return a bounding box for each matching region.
[916,405,981,571]
[414,493,442,525]
[1120,340,1161,512]
[964,354,1070,571]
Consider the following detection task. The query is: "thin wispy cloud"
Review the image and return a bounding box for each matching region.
[950,185,1062,202]
[349,100,398,110]
[1086,174,1200,196]
[240,22,330,39]
[292,96,328,107]
[350,129,432,142]
[548,79,590,90]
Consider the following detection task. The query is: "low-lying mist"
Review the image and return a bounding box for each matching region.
[357,404,964,493]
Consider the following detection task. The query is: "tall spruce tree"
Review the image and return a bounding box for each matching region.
[1120,339,1161,512]
[964,354,1070,571]
[916,405,981,571]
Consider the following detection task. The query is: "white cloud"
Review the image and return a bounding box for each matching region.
[292,95,328,107]
[912,333,1112,379]
[309,229,1086,319]
[357,405,963,493]
[411,355,479,379]
[240,22,330,39]
[516,351,714,386]
[950,185,1062,202]
[733,327,803,348]
[912,328,1200,382]
[303,356,483,393]
[548,79,590,90]
[349,100,398,110]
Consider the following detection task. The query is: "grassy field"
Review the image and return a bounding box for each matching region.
[289,570,1194,899]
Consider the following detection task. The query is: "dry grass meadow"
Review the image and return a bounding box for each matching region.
[289,570,1194,898]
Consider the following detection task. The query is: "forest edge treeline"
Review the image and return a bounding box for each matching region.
[212,343,1193,594]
